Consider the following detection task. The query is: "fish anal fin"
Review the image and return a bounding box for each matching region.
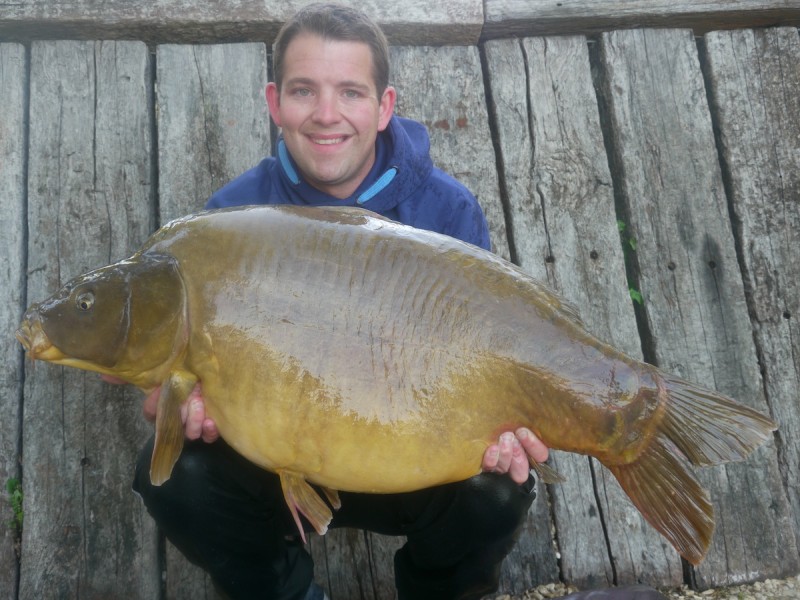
[278,470,334,543]
[606,436,714,566]
[528,457,565,484]
[150,370,198,486]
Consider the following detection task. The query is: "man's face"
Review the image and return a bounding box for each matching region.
[266,33,396,199]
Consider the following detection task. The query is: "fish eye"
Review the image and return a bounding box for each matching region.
[76,291,95,312]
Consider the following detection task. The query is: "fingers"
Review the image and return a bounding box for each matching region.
[129,378,220,444]
[179,385,220,443]
[516,427,549,463]
[481,444,500,471]
[505,432,531,484]
[481,428,551,485]
[200,418,220,444]
[182,385,205,440]
[482,432,529,484]
[142,388,160,423]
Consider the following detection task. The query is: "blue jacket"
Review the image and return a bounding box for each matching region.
[206,116,490,250]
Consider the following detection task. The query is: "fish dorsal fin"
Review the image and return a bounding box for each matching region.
[524,275,586,328]
[150,370,199,485]
[278,470,335,543]
[553,296,585,327]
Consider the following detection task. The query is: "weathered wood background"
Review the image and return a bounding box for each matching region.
[1,2,799,598]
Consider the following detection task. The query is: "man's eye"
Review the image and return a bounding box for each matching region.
[294,88,312,97]
[343,90,361,99]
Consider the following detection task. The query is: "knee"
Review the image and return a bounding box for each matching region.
[456,473,535,539]
[132,437,213,522]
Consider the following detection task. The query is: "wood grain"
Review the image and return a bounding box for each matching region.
[0,0,483,45]
[483,1,800,39]
[390,45,509,258]
[484,34,682,589]
[703,25,800,572]
[19,40,159,600]
[0,42,27,600]
[155,42,270,600]
[596,27,800,587]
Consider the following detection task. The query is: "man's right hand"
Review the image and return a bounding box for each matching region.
[101,376,220,443]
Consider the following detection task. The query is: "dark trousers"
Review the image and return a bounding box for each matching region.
[133,436,536,600]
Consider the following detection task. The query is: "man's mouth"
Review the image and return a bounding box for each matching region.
[310,136,347,146]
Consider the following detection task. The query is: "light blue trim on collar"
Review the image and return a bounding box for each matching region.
[278,140,300,185]
[357,167,397,205]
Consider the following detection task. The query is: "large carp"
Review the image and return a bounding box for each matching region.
[17,205,776,565]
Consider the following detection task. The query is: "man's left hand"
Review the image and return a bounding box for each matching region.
[481,428,549,484]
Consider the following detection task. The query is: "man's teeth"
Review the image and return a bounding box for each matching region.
[313,137,345,145]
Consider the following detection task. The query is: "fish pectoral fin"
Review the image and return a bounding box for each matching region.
[278,470,334,543]
[150,370,199,486]
[606,435,713,566]
[528,457,565,484]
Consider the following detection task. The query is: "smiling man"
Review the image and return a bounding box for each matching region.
[266,31,394,198]
[131,4,552,600]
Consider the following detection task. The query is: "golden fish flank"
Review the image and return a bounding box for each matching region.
[17,204,777,564]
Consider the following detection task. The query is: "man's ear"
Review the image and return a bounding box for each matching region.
[266,82,282,127]
[377,86,396,132]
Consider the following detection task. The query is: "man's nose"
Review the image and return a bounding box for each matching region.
[312,91,341,124]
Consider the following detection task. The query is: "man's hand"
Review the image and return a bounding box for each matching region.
[481,428,549,485]
[101,375,219,443]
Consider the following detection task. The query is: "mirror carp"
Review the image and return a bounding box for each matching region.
[17,205,777,565]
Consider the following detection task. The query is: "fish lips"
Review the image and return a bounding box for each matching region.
[16,313,66,362]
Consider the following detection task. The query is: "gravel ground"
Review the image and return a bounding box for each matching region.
[493,574,800,600]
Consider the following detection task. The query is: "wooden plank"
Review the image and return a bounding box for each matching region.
[390,45,509,259]
[595,27,800,587]
[0,42,26,599]
[484,35,682,590]
[19,40,159,599]
[703,25,800,562]
[0,0,483,45]
[155,42,270,599]
[483,1,800,40]
[156,43,271,223]
[309,529,402,600]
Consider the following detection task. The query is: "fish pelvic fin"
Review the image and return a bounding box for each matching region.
[659,372,777,466]
[322,487,342,510]
[150,370,198,486]
[278,470,335,543]
[606,435,713,565]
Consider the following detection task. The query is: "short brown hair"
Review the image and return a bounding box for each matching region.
[272,3,390,97]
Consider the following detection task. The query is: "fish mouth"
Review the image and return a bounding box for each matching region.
[16,319,66,361]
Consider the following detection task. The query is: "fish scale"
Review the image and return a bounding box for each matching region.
[16,204,777,564]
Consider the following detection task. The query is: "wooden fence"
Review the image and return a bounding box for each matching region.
[1,2,799,598]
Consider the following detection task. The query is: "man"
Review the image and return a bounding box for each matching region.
[130,4,662,600]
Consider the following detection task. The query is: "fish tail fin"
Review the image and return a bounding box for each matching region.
[606,372,777,565]
[658,372,777,466]
[606,436,713,565]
